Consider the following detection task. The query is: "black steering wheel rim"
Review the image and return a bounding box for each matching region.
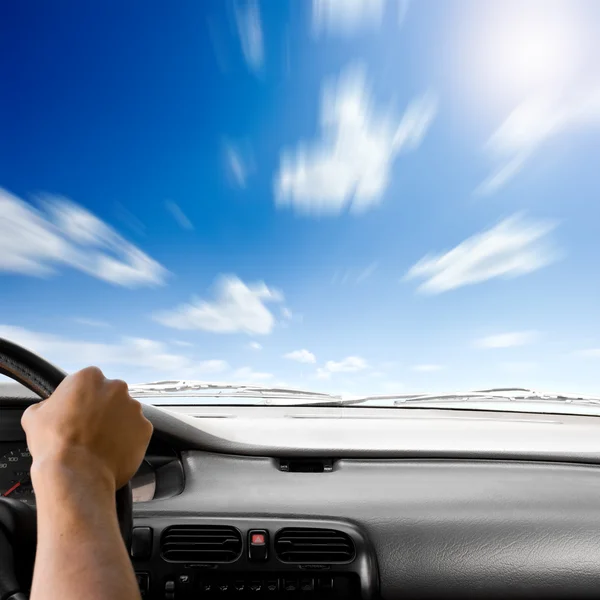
[0,338,132,598]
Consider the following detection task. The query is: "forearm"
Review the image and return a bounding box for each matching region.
[30,454,140,600]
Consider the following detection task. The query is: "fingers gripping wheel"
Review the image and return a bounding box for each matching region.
[0,338,133,547]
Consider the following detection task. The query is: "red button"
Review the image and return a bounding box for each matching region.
[251,533,265,545]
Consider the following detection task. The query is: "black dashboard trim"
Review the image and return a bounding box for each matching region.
[131,515,378,600]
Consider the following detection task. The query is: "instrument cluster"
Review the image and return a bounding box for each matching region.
[0,443,156,504]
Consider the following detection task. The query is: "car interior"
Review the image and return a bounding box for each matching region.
[3,340,600,600]
[5,0,600,598]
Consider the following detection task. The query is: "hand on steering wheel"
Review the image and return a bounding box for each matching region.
[23,366,152,496]
[0,338,152,600]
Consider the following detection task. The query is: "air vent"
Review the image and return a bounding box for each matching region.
[279,458,334,472]
[161,525,242,563]
[274,528,355,564]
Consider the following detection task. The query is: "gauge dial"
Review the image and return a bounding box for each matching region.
[0,447,35,505]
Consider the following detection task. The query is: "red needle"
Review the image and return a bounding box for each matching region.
[2,482,21,497]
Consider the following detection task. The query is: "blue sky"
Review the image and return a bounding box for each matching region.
[2,0,600,395]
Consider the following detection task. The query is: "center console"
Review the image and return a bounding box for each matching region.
[130,517,378,599]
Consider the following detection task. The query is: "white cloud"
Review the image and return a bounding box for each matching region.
[334,262,379,284]
[477,89,600,195]
[313,0,384,34]
[315,355,368,380]
[154,275,283,335]
[284,349,316,364]
[404,214,558,294]
[275,63,437,216]
[281,307,293,319]
[73,317,111,328]
[0,325,194,373]
[411,364,444,372]
[316,368,331,380]
[0,189,168,288]
[312,0,409,36]
[325,356,368,373]
[475,331,538,349]
[114,202,146,237]
[355,261,378,283]
[0,325,233,382]
[197,359,230,374]
[171,340,194,347]
[249,341,263,350]
[235,0,264,73]
[165,201,194,230]
[232,366,274,382]
[225,144,249,188]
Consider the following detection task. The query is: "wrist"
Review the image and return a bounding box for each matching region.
[31,446,116,502]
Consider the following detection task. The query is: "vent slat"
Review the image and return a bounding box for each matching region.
[274,527,355,564]
[161,525,242,563]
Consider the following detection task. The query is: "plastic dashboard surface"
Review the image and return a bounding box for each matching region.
[136,451,600,599]
[6,388,600,598]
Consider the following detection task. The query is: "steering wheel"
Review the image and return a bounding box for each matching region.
[0,338,133,600]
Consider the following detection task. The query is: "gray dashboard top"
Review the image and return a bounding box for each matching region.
[5,384,600,597]
[138,452,600,599]
[143,403,600,464]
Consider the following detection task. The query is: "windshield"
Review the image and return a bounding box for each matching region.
[3,1,600,414]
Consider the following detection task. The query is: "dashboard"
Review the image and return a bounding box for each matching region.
[0,443,33,504]
[0,442,158,505]
[5,384,600,599]
[0,397,184,507]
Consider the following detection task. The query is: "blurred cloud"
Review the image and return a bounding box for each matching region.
[475,331,538,349]
[0,325,235,382]
[114,203,146,237]
[327,356,368,372]
[316,355,369,379]
[0,324,196,374]
[0,189,168,288]
[325,356,368,373]
[397,0,410,26]
[356,261,378,283]
[165,201,194,230]
[207,16,231,74]
[499,361,538,373]
[404,214,558,294]
[171,340,194,347]
[223,140,256,189]
[224,141,254,189]
[411,364,445,372]
[73,317,111,328]
[334,262,379,284]
[235,0,264,73]
[279,306,299,329]
[197,359,230,374]
[275,63,437,216]
[316,368,331,380]
[154,275,283,335]
[249,341,263,350]
[284,349,317,364]
[477,89,600,195]
[312,0,409,36]
[232,366,273,382]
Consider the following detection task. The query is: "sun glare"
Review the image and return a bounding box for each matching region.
[459,1,584,108]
